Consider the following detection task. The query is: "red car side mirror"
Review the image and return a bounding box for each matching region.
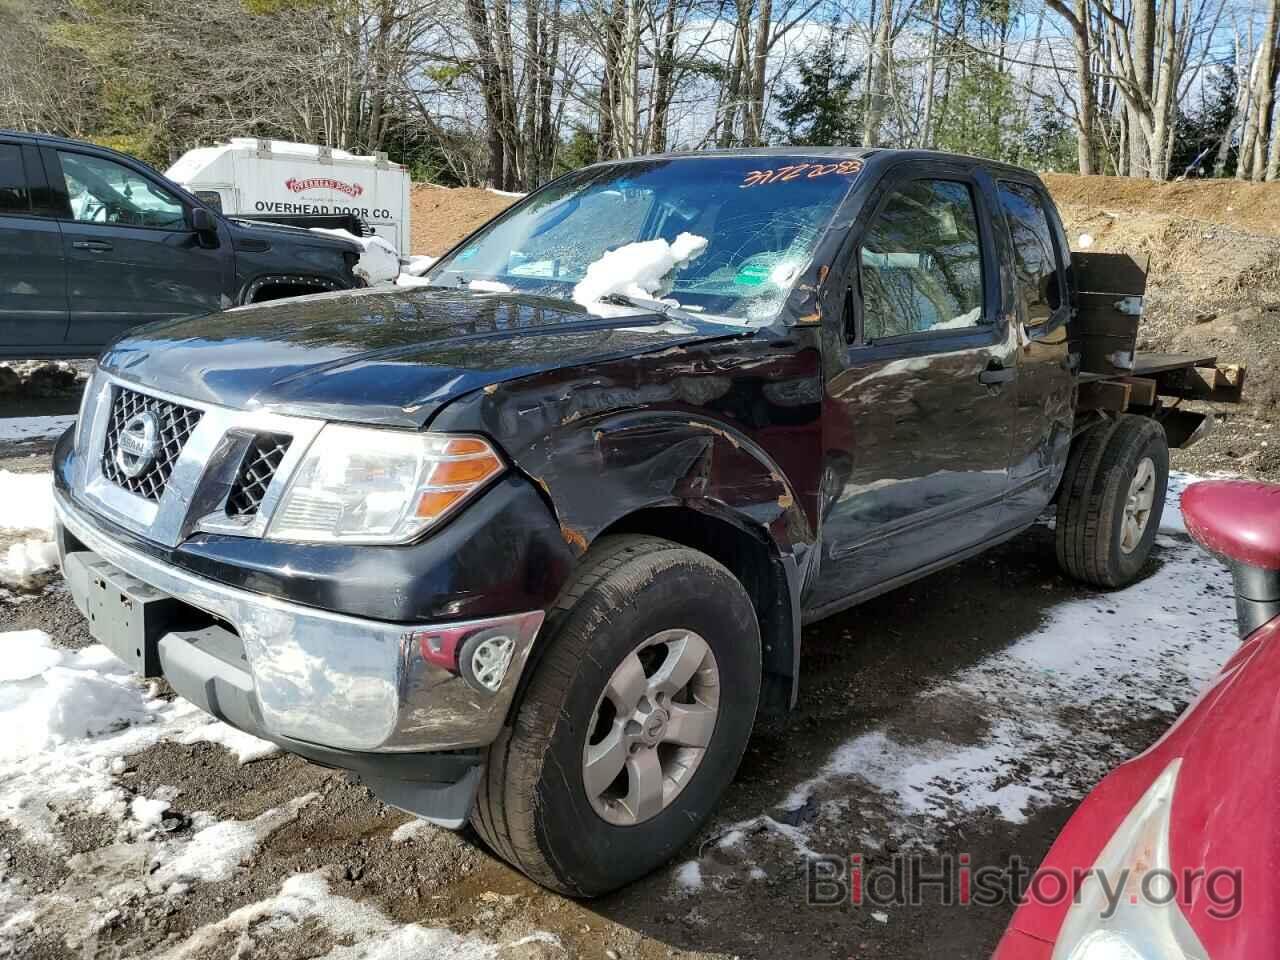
[1182,480,1280,637]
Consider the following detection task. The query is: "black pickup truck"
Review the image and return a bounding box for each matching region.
[0,131,362,358]
[51,148,1244,896]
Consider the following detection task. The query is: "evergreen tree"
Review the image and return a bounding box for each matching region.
[1169,66,1238,177]
[770,30,862,147]
[933,61,1018,163]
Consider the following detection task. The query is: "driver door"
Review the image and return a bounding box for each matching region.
[44,147,226,348]
[809,165,1017,615]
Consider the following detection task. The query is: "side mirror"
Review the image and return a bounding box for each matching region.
[190,206,219,248]
[190,206,217,234]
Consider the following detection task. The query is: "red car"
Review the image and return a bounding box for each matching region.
[995,480,1280,959]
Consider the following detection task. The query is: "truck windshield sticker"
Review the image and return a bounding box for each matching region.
[740,159,863,188]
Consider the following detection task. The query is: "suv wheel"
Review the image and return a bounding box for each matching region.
[1056,414,1170,588]
[471,534,761,896]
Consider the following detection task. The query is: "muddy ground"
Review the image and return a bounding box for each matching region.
[0,408,1230,960]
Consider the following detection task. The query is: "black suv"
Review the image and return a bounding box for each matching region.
[0,132,361,358]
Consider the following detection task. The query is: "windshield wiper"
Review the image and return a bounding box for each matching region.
[599,293,758,329]
[599,293,704,327]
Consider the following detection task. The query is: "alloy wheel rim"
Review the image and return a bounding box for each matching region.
[1120,456,1157,554]
[582,629,720,826]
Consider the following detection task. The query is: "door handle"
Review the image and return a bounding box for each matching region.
[73,240,113,252]
[978,362,1015,386]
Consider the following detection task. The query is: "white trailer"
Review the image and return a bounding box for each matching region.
[166,138,411,253]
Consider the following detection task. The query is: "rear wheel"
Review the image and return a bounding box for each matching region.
[1056,414,1169,587]
[471,534,760,896]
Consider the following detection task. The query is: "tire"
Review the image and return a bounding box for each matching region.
[1056,414,1169,588]
[471,534,761,896]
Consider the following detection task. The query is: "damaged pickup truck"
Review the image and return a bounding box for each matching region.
[51,148,1244,896]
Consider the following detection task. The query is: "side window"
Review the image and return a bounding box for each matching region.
[0,144,30,213]
[997,181,1063,326]
[56,151,186,229]
[859,179,985,341]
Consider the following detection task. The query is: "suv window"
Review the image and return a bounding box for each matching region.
[57,151,185,229]
[860,179,984,341]
[997,181,1063,326]
[0,144,29,213]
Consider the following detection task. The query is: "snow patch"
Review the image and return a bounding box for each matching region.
[177,719,280,764]
[674,859,703,893]
[467,279,513,293]
[1,538,59,591]
[572,232,707,316]
[403,254,437,276]
[0,629,210,846]
[0,635,161,764]
[0,630,65,682]
[152,795,315,890]
[390,818,433,843]
[0,415,76,442]
[0,470,55,535]
[778,530,1234,828]
[157,869,551,960]
[130,796,171,828]
[487,188,527,198]
[394,273,435,288]
[309,228,401,284]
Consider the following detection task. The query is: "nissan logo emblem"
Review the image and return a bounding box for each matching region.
[115,411,160,479]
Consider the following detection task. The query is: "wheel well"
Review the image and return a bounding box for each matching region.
[244,276,342,304]
[600,506,797,714]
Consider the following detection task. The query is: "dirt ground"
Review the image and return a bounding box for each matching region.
[1048,177,1280,482]
[410,184,517,257]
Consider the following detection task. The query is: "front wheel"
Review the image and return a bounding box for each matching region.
[471,535,761,896]
[1056,414,1170,588]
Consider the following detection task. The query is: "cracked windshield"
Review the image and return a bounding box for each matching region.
[427,155,864,325]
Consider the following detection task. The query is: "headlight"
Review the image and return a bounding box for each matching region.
[1051,759,1208,960]
[266,426,503,544]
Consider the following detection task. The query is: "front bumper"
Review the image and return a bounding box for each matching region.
[56,487,544,757]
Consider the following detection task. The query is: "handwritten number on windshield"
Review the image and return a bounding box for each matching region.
[740,159,863,188]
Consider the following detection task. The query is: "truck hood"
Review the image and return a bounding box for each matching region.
[99,287,740,427]
[225,217,360,251]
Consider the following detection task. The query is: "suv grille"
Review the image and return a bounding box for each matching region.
[101,388,203,501]
[226,433,292,518]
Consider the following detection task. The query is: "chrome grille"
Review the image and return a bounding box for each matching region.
[101,387,203,501]
[226,433,292,518]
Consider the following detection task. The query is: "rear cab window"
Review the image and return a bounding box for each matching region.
[996,180,1065,326]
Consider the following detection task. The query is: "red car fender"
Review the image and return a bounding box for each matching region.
[999,617,1280,957]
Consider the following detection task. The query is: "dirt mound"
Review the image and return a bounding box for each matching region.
[1042,173,1280,238]
[410,184,516,256]
[1050,180,1280,479]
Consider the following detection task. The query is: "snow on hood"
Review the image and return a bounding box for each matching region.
[309,227,400,284]
[572,232,708,316]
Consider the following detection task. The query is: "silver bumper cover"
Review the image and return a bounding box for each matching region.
[55,488,544,753]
